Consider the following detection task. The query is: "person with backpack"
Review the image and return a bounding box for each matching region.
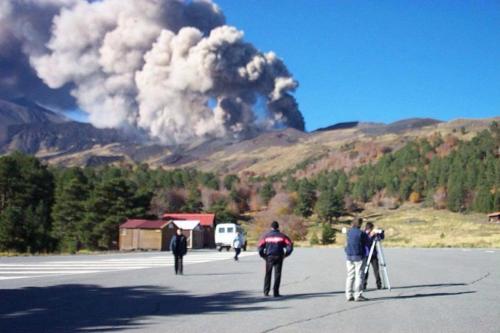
[170,228,187,275]
[257,221,293,297]
[233,231,243,261]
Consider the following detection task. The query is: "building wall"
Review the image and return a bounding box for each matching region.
[170,227,205,249]
[191,229,205,249]
[163,227,176,251]
[119,228,133,250]
[138,229,162,250]
[120,225,214,251]
[202,226,215,248]
[120,228,168,251]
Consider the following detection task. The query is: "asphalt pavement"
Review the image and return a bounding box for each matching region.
[0,248,498,333]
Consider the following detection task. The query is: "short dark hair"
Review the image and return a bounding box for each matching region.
[271,221,279,230]
[352,217,363,228]
[365,222,374,229]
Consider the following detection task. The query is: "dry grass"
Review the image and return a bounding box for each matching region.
[334,204,500,248]
[246,203,500,248]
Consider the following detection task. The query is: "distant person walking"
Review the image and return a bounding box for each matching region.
[233,231,243,261]
[170,228,187,275]
[258,221,293,297]
[363,222,384,290]
[345,217,368,301]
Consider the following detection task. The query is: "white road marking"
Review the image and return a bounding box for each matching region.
[0,252,256,281]
[485,250,495,253]
[0,276,44,280]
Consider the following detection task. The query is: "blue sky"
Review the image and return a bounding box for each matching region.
[216,0,500,131]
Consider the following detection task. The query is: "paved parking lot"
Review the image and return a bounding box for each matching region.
[0,248,498,332]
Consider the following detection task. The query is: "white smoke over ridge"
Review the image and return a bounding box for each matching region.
[0,0,305,144]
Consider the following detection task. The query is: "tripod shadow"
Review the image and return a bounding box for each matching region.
[373,290,476,300]
[390,283,467,290]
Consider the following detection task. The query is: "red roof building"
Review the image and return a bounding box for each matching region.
[118,215,216,251]
[162,213,215,227]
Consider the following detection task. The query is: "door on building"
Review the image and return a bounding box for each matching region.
[132,229,140,248]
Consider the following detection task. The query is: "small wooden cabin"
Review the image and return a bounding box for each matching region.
[488,212,500,223]
[119,219,172,251]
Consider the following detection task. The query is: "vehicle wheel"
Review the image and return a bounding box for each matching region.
[226,246,230,252]
[217,246,222,252]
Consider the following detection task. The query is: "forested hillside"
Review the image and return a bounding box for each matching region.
[0,123,498,253]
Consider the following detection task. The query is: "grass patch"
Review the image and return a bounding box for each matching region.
[247,204,500,248]
[333,204,500,248]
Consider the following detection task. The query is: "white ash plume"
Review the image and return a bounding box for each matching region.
[0,0,305,144]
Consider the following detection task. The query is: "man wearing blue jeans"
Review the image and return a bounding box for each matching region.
[345,217,368,301]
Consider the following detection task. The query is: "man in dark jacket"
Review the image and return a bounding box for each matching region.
[363,222,384,290]
[345,217,368,301]
[170,228,187,275]
[257,221,293,297]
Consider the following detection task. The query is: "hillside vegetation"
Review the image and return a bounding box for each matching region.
[0,122,499,254]
[332,204,500,248]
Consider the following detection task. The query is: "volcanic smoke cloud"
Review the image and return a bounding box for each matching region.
[0,0,305,144]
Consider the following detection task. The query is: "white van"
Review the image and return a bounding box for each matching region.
[215,223,247,251]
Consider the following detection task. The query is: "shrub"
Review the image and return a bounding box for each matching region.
[280,215,308,241]
[310,232,319,245]
[433,187,447,209]
[321,223,336,244]
[409,191,421,203]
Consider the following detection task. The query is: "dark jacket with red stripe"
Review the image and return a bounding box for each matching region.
[258,229,293,258]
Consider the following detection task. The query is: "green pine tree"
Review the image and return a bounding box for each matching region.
[52,168,90,253]
[294,179,316,218]
[0,153,54,253]
[83,177,151,250]
[315,188,344,222]
[259,181,276,206]
[321,223,336,244]
[447,159,466,212]
[183,185,203,213]
[473,185,493,213]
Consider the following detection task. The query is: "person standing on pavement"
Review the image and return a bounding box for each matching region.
[345,217,368,301]
[257,221,293,297]
[233,231,243,261]
[170,228,187,275]
[363,222,384,290]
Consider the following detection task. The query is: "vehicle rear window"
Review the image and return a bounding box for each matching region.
[219,228,225,233]
[227,227,234,233]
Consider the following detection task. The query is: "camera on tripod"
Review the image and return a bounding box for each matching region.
[372,228,385,241]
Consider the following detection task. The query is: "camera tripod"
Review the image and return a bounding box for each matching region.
[363,236,391,290]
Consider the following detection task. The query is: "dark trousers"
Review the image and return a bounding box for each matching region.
[264,255,283,296]
[174,255,183,274]
[363,256,381,289]
[234,248,241,260]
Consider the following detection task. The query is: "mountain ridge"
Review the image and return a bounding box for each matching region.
[0,98,497,174]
